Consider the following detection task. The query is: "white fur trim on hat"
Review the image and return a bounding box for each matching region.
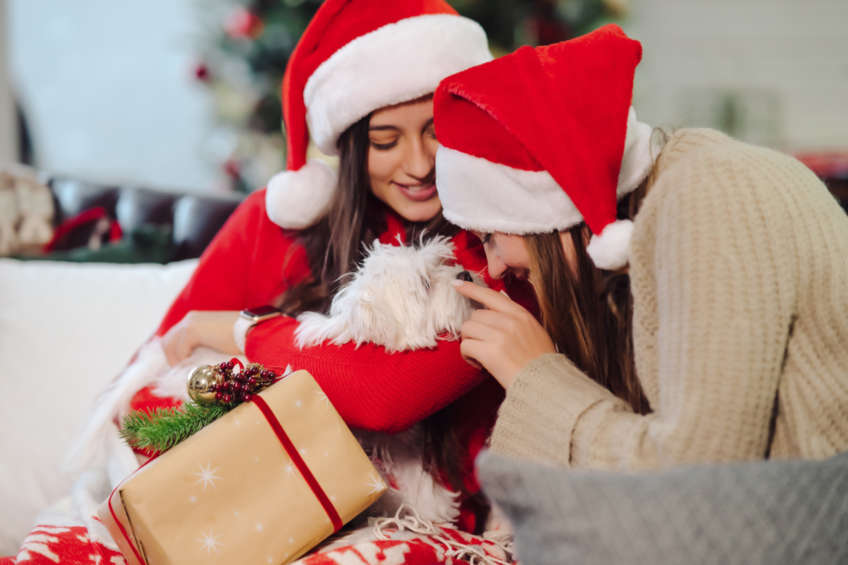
[436,146,583,234]
[586,219,633,270]
[618,107,654,196]
[436,107,655,235]
[266,159,337,229]
[304,14,492,156]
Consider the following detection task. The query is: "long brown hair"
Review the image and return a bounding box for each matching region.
[524,141,667,415]
[277,112,457,315]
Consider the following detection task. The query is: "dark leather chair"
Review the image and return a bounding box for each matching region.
[47,176,245,261]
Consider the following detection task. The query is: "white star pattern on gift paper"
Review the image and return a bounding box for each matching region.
[198,530,223,553]
[255,522,264,532]
[285,463,295,475]
[295,399,302,408]
[367,472,385,495]
[194,463,222,489]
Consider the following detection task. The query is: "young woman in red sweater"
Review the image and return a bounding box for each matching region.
[124,0,511,532]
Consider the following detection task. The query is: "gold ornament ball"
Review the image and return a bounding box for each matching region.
[187,365,222,404]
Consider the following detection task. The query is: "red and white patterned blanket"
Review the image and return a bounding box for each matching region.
[3,514,511,564]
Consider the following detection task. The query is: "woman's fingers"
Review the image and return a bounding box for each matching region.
[460,338,513,389]
[460,338,487,371]
[453,280,524,314]
[161,328,188,366]
[468,307,514,329]
[460,319,503,342]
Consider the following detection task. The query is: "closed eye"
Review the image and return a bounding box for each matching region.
[371,140,397,151]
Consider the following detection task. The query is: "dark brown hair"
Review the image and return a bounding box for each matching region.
[277,113,457,315]
[524,164,663,415]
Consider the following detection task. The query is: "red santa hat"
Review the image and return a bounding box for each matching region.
[434,24,654,270]
[266,0,492,229]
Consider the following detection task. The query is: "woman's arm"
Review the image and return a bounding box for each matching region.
[246,316,485,432]
[482,147,799,469]
[244,231,499,432]
[146,227,493,432]
[150,190,313,366]
[124,190,308,416]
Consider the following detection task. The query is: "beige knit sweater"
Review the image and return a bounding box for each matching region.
[489,128,848,469]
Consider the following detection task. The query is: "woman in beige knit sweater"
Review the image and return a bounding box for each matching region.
[434,25,848,469]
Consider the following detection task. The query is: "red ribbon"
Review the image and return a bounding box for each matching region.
[251,394,343,532]
[108,455,158,564]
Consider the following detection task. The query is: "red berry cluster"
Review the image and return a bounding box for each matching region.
[212,360,278,406]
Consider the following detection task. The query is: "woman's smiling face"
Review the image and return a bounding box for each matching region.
[367,96,441,222]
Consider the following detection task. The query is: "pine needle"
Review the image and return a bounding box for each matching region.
[120,402,228,453]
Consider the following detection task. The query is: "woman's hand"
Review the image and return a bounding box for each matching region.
[453,280,556,389]
[161,310,240,366]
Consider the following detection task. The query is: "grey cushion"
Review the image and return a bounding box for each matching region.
[477,450,848,565]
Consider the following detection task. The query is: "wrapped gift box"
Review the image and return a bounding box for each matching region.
[99,370,387,565]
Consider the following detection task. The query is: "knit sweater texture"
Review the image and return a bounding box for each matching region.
[489,128,848,469]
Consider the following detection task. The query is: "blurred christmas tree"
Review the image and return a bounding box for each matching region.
[193,0,627,193]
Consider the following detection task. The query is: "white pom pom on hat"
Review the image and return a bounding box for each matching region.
[266,160,337,230]
[586,219,634,271]
[264,0,492,229]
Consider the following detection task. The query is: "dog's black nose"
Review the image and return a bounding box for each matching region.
[456,270,473,282]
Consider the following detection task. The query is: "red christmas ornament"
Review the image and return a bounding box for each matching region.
[223,158,241,179]
[225,6,264,40]
[193,62,211,82]
[201,358,279,407]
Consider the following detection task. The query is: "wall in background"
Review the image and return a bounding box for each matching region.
[7,1,847,192]
[9,0,222,192]
[0,1,18,166]
[624,0,848,151]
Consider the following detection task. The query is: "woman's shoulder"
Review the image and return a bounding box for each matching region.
[648,128,825,206]
[658,128,817,180]
[233,187,271,219]
[660,129,793,170]
[219,188,306,249]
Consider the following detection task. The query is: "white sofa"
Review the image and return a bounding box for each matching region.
[0,257,197,555]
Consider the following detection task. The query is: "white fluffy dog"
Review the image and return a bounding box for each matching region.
[295,235,475,352]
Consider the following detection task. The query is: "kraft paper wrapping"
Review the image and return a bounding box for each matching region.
[98,370,387,565]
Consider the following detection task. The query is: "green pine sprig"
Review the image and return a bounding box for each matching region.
[120,401,229,454]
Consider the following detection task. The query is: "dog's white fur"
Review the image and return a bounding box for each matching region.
[295,236,476,353]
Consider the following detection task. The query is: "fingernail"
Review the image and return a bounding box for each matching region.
[500,290,509,296]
